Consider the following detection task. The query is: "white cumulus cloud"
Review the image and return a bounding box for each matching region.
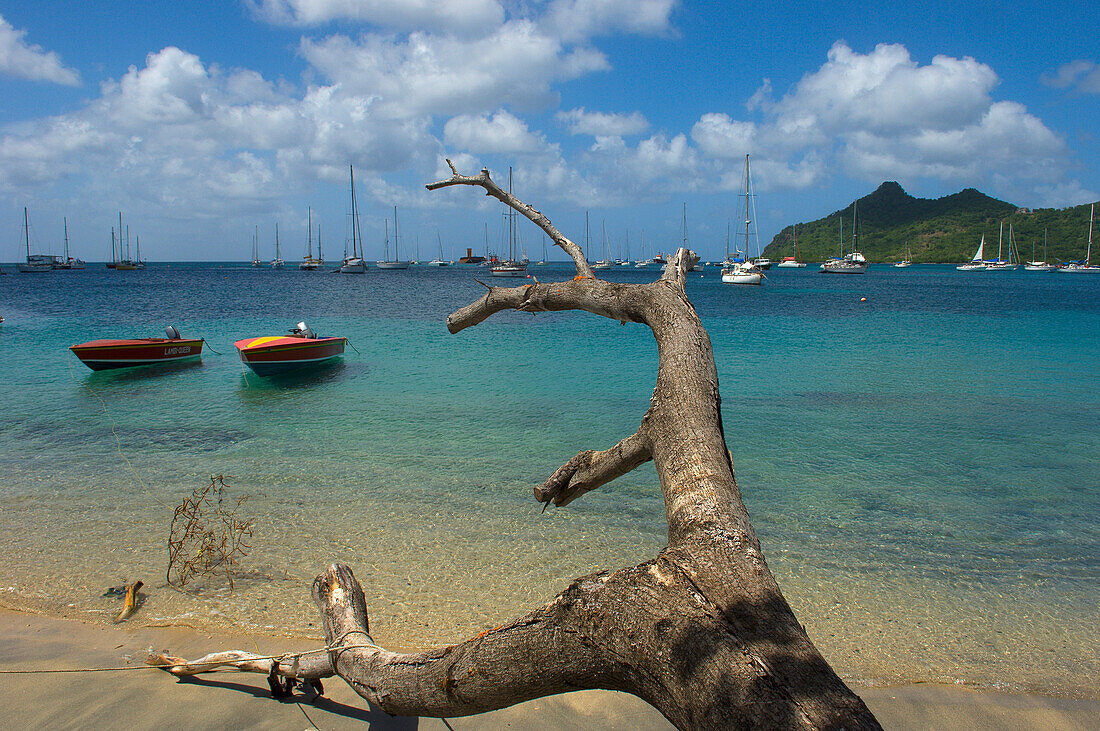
[1042,59,1100,94]
[248,0,505,37]
[0,14,80,86]
[300,22,609,119]
[444,110,546,154]
[557,107,649,136]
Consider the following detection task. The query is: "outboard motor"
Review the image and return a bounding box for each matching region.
[165,325,181,340]
[294,321,316,339]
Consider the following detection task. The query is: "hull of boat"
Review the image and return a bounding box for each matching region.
[376,261,410,269]
[1056,265,1100,273]
[234,335,346,376]
[70,338,204,371]
[821,262,867,274]
[721,270,762,285]
[776,261,806,268]
[16,263,53,273]
[490,264,528,277]
[339,260,367,273]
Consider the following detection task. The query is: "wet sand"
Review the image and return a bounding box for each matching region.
[1,609,1096,729]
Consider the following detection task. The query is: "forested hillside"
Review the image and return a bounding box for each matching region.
[763,182,1097,263]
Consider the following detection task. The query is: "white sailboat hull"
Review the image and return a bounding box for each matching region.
[490,263,528,277]
[376,261,410,269]
[821,260,867,273]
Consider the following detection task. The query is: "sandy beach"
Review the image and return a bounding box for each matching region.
[1,608,1096,729]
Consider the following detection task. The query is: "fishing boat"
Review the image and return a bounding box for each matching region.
[300,208,323,270]
[54,218,85,269]
[490,169,528,277]
[1057,204,1100,273]
[340,165,367,273]
[722,156,763,285]
[234,322,346,376]
[271,224,284,268]
[70,326,203,371]
[377,206,410,269]
[821,200,867,274]
[1024,229,1056,271]
[16,208,54,273]
[776,225,807,267]
[250,225,263,267]
[894,243,912,268]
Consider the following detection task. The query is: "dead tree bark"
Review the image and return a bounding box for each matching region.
[150,162,881,730]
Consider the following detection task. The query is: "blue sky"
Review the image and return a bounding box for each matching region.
[1,0,1098,263]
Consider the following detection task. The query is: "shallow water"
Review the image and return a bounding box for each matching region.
[0,262,1097,696]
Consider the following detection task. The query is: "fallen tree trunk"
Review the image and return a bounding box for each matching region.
[151,161,881,729]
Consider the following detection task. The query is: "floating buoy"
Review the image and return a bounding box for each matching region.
[860,297,867,302]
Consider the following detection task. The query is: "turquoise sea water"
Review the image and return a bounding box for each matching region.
[0,262,1097,696]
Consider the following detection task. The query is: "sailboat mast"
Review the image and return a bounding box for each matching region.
[350,165,362,258]
[508,167,515,261]
[585,211,590,261]
[64,217,69,260]
[111,227,116,262]
[276,223,280,257]
[394,205,399,261]
[851,200,857,256]
[1088,204,1094,266]
[308,207,312,258]
[744,162,751,261]
[24,207,29,259]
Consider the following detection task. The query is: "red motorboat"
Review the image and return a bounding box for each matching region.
[234,322,346,376]
[70,326,204,371]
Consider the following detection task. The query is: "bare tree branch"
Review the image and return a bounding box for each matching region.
[155,164,882,730]
[536,428,652,507]
[427,160,593,278]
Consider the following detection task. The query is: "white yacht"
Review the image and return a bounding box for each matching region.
[721,156,763,286]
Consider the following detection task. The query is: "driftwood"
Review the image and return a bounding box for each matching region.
[149,162,881,729]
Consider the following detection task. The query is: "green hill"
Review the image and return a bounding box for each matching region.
[763,182,1098,263]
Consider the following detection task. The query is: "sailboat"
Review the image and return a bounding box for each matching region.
[821,198,867,273]
[1024,229,1055,271]
[106,227,118,269]
[957,233,988,270]
[251,225,263,267]
[722,155,763,285]
[427,233,451,266]
[593,219,613,269]
[339,165,367,273]
[53,218,84,269]
[777,224,806,267]
[894,242,912,268]
[490,168,527,277]
[115,214,136,270]
[984,221,1017,271]
[16,208,54,273]
[135,234,146,269]
[300,208,323,270]
[1057,204,1100,273]
[536,236,548,266]
[272,224,285,268]
[377,206,410,269]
